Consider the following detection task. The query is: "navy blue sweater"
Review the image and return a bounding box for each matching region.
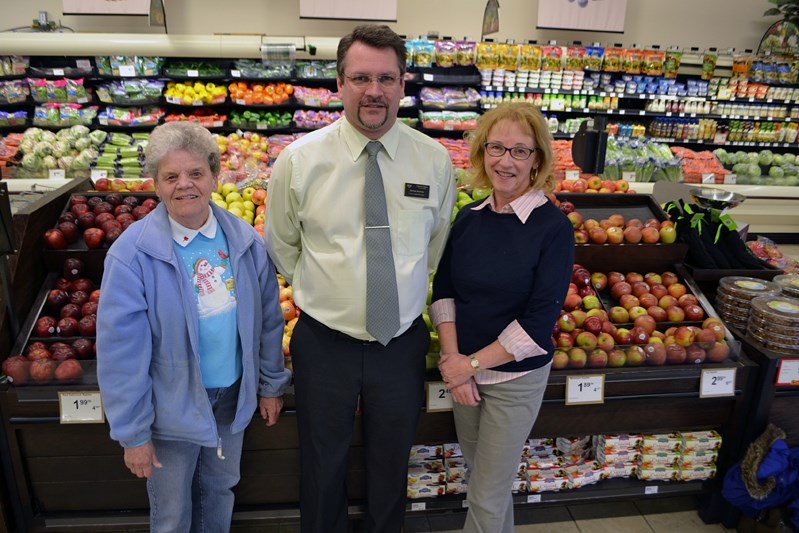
[432,199,574,372]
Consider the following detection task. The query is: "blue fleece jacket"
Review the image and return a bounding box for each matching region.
[96,202,290,449]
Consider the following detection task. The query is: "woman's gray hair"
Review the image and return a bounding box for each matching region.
[145,122,221,179]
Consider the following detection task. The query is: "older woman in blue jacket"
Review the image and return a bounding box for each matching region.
[96,121,290,532]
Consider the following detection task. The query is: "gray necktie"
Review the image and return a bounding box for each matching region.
[364,140,400,345]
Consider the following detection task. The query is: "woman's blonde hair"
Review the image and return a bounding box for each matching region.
[465,102,556,193]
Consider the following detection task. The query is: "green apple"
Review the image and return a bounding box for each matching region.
[428,332,441,353]
[225,191,243,204]
[221,182,238,197]
[457,190,472,203]
[471,187,492,200]
[241,187,255,202]
[423,311,433,331]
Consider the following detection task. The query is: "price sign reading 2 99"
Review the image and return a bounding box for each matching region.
[59,391,105,424]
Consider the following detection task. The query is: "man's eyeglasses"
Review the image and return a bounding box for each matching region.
[483,142,536,160]
[344,74,400,88]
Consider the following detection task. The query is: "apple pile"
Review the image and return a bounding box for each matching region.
[554,177,635,194]
[552,264,731,369]
[602,271,706,325]
[555,202,677,246]
[210,181,267,235]
[43,193,158,250]
[94,177,155,193]
[33,257,100,342]
[276,273,299,373]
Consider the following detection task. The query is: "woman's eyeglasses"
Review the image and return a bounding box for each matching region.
[483,142,536,160]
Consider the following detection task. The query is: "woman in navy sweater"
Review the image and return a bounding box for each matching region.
[430,102,574,532]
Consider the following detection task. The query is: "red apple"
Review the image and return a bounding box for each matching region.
[558,313,577,333]
[658,295,679,310]
[702,318,726,342]
[71,338,94,359]
[614,327,632,345]
[641,226,660,244]
[631,282,651,298]
[625,272,644,284]
[597,332,615,352]
[556,332,574,349]
[141,198,158,211]
[608,348,627,367]
[30,358,57,384]
[589,227,608,244]
[633,314,657,335]
[114,204,133,216]
[626,345,646,366]
[606,226,624,244]
[83,228,105,249]
[76,211,96,230]
[89,289,101,303]
[568,347,588,368]
[665,344,687,365]
[77,315,97,337]
[59,303,82,321]
[57,317,79,337]
[673,326,696,347]
[661,271,679,287]
[54,277,73,291]
[2,355,31,385]
[610,282,633,300]
[94,212,115,227]
[563,293,582,311]
[590,272,608,291]
[647,306,668,322]
[552,350,569,370]
[623,226,643,244]
[46,289,70,312]
[56,221,80,243]
[608,213,625,227]
[62,257,84,280]
[583,316,603,336]
[619,294,640,311]
[608,272,625,286]
[638,293,658,309]
[132,206,151,220]
[43,228,68,250]
[686,344,707,364]
[123,195,140,208]
[70,278,94,293]
[678,294,699,308]
[105,193,123,206]
[55,359,84,382]
[644,343,667,365]
[706,340,731,363]
[644,272,662,285]
[667,283,688,299]
[588,348,608,368]
[683,304,705,322]
[69,195,88,208]
[69,290,89,307]
[105,227,123,245]
[575,331,598,350]
[630,326,650,345]
[26,345,51,361]
[666,305,686,322]
[70,203,90,217]
[650,283,669,300]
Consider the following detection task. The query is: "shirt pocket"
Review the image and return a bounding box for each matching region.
[396,209,433,256]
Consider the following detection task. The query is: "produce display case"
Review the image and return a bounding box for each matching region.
[0,186,763,531]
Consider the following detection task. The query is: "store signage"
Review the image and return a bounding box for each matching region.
[775,358,799,387]
[90,169,107,180]
[565,374,604,405]
[565,170,580,181]
[59,391,105,424]
[49,169,65,179]
[622,171,636,182]
[426,381,453,412]
[527,494,542,503]
[699,368,736,398]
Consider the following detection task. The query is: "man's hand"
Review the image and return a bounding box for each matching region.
[124,441,162,478]
[259,396,283,427]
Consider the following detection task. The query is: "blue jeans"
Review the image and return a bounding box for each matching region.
[147,380,244,533]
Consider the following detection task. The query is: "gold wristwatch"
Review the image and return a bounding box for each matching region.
[469,355,480,373]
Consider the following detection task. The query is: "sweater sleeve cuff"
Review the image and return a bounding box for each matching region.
[429,298,456,326]
[498,320,547,362]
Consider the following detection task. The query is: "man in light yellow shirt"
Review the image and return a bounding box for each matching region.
[265,24,456,533]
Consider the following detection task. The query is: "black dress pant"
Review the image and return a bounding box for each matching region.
[291,312,429,533]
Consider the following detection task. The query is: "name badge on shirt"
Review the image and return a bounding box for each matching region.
[404,183,430,199]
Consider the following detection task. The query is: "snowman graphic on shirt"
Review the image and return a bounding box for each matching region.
[193,257,236,317]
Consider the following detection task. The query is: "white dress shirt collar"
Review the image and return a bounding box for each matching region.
[340,118,401,161]
[168,205,218,247]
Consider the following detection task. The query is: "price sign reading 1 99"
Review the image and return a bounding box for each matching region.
[59,391,105,424]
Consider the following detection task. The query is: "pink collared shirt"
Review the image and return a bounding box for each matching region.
[429,188,551,385]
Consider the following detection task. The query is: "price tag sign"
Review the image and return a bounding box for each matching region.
[462,500,469,508]
[91,169,107,180]
[700,368,736,398]
[49,169,66,179]
[565,375,605,405]
[52,68,65,76]
[230,69,241,77]
[644,486,659,495]
[76,59,91,70]
[666,112,672,117]
[702,173,715,183]
[59,391,105,424]
[619,109,626,115]
[426,381,453,412]
[622,171,636,182]
[550,100,565,111]
[527,494,542,503]
[775,358,799,387]
[410,502,426,511]
[119,65,136,77]
[423,73,434,81]
[187,69,200,77]
[565,170,580,181]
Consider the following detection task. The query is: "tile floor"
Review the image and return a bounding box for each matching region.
[412,496,739,532]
